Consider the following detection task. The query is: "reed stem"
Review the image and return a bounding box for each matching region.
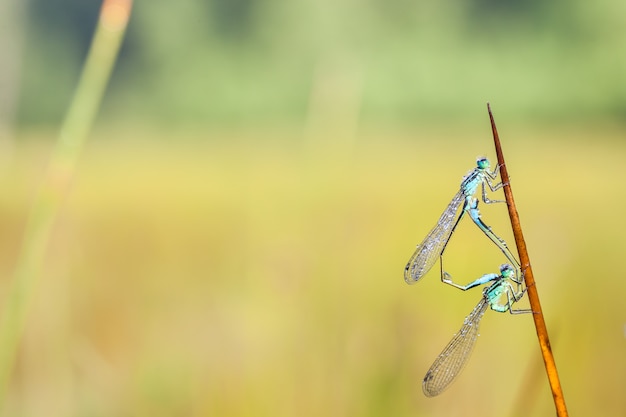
[0,1,133,412]
[487,103,569,417]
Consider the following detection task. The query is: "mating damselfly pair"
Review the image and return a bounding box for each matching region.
[404,157,531,397]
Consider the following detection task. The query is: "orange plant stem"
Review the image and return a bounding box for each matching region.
[487,103,569,417]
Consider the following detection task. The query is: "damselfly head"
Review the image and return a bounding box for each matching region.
[476,157,490,170]
[499,264,514,277]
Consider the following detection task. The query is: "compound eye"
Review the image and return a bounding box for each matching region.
[476,157,489,169]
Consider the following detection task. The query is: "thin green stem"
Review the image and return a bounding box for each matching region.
[487,103,569,417]
[0,1,133,412]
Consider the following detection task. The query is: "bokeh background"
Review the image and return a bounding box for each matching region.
[1,0,626,416]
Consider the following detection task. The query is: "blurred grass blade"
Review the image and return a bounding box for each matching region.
[0,0,133,411]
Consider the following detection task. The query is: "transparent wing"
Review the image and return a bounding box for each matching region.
[404,190,465,284]
[422,298,489,397]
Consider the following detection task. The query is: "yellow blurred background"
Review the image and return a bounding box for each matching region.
[1,1,626,416]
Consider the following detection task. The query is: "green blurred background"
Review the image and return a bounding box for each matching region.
[1,0,626,416]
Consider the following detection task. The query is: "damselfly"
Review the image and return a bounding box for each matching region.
[422,264,530,397]
[404,157,519,284]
